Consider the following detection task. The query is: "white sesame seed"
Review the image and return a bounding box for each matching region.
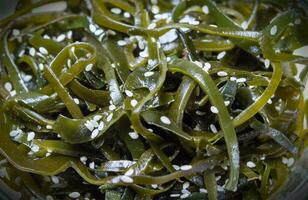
[144,71,155,77]
[106,113,113,122]
[106,30,117,36]
[31,144,40,152]
[4,82,12,92]
[282,157,294,167]
[287,157,295,167]
[159,29,178,44]
[180,15,199,25]
[173,165,180,170]
[91,129,99,139]
[180,165,192,171]
[217,185,224,192]
[110,8,122,15]
[230,76,237,81]
[236,78,247,83]
[39,47,48,55]
[270,25,277,35]
[22,74,32,82]
[125,168,134,176]
[170,194,181,197]
[128,131,139,139]
[210,106,219,114]
[148,23,156,29]
[202,5,209,14]
[38,63,44,70]
[73,98,80,104]
[139,50,148,58]
[51,176,59,184]
[224,100,230,106]
[46,125,52,130]
[43,34,50,39]
[27,132,35,141]
[191,20,200,25]
[151,184,158,189]
[203,62,211,71]
[160,116,171,125]
[120,175,133,183]
[67,31,73,39]
[180,27,189,32]
[267,99,272,104]
[246,161,256,168]
[87,48,93,57]
[85,121,95,131]
[94,29,103,36]
[89,161,95,169]
[241,21,248,29]
[181,189,191,194]
[56,34,66,42]
[109,104,116,111]
[91,120,99,128]
[111,176,121,183]
[130,99,138,107]
[124,12,131,18]
[199,188,208,193]
[264,59,270,68]
[282,156,288,164]
[36,52,45,58]
[180,193,190,199]
[151,5,159,14]
[12,29,20,36]
[183,182,190,189]
[98,121,105,131]
[193,61,203,68]
[85,63,93,71]
[148,59,158,66]
[148,128,154,132]
[29,48,36,57]
[68,192,80,198]
[217,51,226,60]
[10,90,16,97]
[210,124,218,133]
[117,40,127,46]
[80,156,87,163]
[217,71,228,77]
[18,49,25,57]
[9,129,20,137]
[89,24,96,33]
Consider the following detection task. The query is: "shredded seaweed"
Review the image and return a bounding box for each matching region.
[0,0,307,199]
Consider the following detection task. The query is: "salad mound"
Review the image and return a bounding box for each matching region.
[0,0,307,199]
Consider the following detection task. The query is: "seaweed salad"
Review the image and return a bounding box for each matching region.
[0,0,307,199]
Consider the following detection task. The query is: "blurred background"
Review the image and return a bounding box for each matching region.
[0,0,18,20]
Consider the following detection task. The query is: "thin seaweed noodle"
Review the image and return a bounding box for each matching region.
[0,0,307,199]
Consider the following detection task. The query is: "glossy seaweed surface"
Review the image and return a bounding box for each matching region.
[0,0,307,199]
